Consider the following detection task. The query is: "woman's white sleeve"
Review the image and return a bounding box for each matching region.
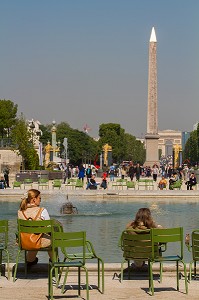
[41,208,50,220]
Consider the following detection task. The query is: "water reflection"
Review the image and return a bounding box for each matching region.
[0,195,198,264]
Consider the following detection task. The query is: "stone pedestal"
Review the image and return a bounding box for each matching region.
[145,134,159,167]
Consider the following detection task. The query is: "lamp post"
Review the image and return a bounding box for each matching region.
[29,120,35,145]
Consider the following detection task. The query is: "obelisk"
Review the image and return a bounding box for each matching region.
[145,27,159,167]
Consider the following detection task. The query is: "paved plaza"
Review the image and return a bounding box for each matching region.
[0,263,199,300]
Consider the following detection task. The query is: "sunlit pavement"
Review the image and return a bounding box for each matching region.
[1,263,199,300]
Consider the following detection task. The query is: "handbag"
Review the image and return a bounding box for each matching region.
[20,208,43,250]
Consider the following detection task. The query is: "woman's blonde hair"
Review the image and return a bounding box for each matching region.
[19,189,40,211]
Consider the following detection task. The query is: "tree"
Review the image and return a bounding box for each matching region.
[123,133,145,164]
[184,130,198,165]
[56,122,98,165]
[98,123,145,163]
[10,114,39,170]
[98,123,125,162]
[0,99,18,138]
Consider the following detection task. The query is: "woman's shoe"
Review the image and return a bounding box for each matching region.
[27,257,38,267]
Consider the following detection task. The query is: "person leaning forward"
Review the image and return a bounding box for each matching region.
[18,189,52,266]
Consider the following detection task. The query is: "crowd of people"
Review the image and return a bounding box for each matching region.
[60,162,198,191]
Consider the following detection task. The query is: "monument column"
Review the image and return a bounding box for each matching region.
[145,27,159,166]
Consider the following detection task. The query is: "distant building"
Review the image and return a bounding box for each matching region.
[182,131,190,151]
[193,122,199,131]
[158,130,182,157]
[137,130,182,158]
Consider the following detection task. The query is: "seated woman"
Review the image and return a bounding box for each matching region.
[18,189,52,266]
[0,176,6,189]
[186,173,197,190]
[126,207,162,269]
[158,176,167,190]
[86,175,98,190]
[169,172,179,190]
[100,175,107,189]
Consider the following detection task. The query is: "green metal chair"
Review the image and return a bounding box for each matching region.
[48,231,90,300]
[138,179,154,190]
[13,219,62,281]
[52,179,62,189]
[61,239,104,293]
[75,179,84,189]
[150,227,188,295]
[185,229,199,281]
[12,181,22,189]
[0,220,10,279]
[126,181,136,190]
[23,178,33,189]
[38,178,49,189]
[120,229,158,288]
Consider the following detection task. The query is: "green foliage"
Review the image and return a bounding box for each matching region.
[123,133,145,163]
[39,122,98,166]
[39,124,51,144]
[184,130,198,164]
[98,123,145,164]
[0,99,18,138]
[10,114,39,170]
[98,123,125,162]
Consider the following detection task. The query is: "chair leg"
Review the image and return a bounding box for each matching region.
[25,251,28,278]
[120,261,125,282]
[4,249,10,280]
[100,258,104,293]
[194,261,196,279]
[78,267,81,296]
[189,261,192,281]
[0,251,2,277]
[159,262,163,283]
[97,257,104,293]
[149,261,154,295]
[176,261,179,291]
[97,258,100,290]
[13,250,21,282]
[128,260,130,279]
[183,261,188,294]
[84,266,89,300]
[49,266,54,300]
[61,267,69,294]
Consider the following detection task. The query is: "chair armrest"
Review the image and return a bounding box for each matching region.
[86,240,97,256]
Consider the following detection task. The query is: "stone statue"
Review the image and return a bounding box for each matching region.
[102,144,112,166]
[44,141,52,167]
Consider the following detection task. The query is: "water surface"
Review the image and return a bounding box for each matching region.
[0,194,197,263]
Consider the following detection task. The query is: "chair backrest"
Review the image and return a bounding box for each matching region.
[121,229,157,261]
[17,219,54,249]
[51,231,86,264]
[0,220,8,248]
[38,178,48,183]
[191,230,199,261]
[151,227,184,259]
[53,180,61,186]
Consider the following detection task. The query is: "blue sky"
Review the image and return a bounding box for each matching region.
[0,0,198,138]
